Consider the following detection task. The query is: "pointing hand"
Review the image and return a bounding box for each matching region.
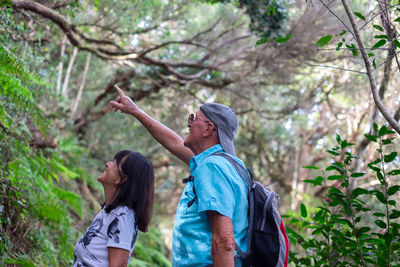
[110,86,139,115]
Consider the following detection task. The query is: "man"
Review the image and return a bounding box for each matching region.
[110,86,249,267]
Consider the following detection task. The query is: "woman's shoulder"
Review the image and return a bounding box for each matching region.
[109,205,135,218]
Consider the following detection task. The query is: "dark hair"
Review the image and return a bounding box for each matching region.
[105,150,154,232]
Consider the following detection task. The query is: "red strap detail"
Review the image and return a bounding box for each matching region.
[280,219,289,267]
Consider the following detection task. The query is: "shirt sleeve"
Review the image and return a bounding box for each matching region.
[195,161,236,220]
[106,208,137,251]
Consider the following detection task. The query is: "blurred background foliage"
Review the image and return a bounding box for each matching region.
[1,0,400,266]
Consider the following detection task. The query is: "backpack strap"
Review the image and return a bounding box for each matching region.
[212,152,252,186]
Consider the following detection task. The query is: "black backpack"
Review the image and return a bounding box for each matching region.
[208,153,289,267]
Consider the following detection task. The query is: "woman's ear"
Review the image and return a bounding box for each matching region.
[118,174,128,184]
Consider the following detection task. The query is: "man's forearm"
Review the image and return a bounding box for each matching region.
[211,237,235,267]
[131,109,193,166]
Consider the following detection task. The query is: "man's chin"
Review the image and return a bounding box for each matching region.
[183,137,190,147]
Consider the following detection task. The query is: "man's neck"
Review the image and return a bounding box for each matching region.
[191,142,219,156]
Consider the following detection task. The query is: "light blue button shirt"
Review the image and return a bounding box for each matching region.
[172,144,249,267]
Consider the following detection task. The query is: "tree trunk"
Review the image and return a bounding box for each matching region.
[56,35,67,95]
[62,46,78,97]
[71,52,91,117]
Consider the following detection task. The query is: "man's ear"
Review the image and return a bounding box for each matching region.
[203,123,215,137]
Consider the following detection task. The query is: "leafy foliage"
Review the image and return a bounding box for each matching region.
[207,0,289,39]
[287,127,400,266]
[0,43,170,266]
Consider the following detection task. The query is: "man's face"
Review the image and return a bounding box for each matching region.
[183,110,211,150]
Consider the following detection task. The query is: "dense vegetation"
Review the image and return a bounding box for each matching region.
[1,0,400,266]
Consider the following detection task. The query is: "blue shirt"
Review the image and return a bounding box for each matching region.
[172,144,249,266]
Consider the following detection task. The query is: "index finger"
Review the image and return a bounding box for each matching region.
[114,85,126,97]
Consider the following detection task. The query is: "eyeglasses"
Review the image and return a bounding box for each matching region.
[188,113,217,131]
[188,113,211,125]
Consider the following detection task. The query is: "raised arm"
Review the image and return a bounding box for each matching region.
[110,86,193,166]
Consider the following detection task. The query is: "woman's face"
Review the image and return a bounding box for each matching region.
[97,159,121,185]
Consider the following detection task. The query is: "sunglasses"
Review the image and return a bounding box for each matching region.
[187,113,211,125]
[187,113,217,131]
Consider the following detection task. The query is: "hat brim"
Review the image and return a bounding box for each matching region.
[218,130,236,156]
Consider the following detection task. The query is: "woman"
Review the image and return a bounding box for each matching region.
[73,150,154,267]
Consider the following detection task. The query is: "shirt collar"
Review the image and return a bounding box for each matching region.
[190,144,223,171]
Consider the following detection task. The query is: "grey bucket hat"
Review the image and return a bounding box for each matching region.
[200,102,238,156]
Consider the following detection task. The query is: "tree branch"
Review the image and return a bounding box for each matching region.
[342,0,400,135]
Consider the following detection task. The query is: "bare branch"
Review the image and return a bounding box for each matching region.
[318,0,354,38]
[342,0,400,135]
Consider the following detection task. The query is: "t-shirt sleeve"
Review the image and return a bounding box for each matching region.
[106,208,138,251]
[195,161,236,220]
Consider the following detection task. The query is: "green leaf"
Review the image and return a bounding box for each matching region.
[368,52,374,57]
[302,165,319,170]
[373,59,377,69]
[382,138,392,145]
[329,187,343,195]
[275,35,291,43]
[300,203,308,218]
[374,190,387,204]
[303,176,324,186]
[373,123,379,132]
[346,43,358,56]
[388,200,396,206]
[387,169,400,175]
[327,149,340,156]
[395,17,400,23]
[354,12,366,20]
[351,187,369,198]
[370,158,382,165]
[325,164,344,173]
[388,185,400,195]
[389,211,400,219]
[316,35,333,47]
[373,212,385,217]
[394,40,400,49]
[341,140,354,148]
[336,134,341,143]
[375,220,387,229]
[377,171,385,183]
[384,152,397,163]
[0,107,10,129]
[256,37,269,46]
[266,5,276,16]
[339,30,346,36]
[351,172,365,178]
[336,42,343,51]
[373,24,384,31]
[374,35,389,39]
[379,125,395,136]
[358,226,371,235]
[364,134,377,142]
[313,209,325,222]
[372,39,387,50]
[328,175,344,180]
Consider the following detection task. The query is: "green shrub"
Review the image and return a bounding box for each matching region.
[287,125,400,266]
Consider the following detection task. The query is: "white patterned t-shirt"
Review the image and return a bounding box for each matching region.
[73,206,138,267]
